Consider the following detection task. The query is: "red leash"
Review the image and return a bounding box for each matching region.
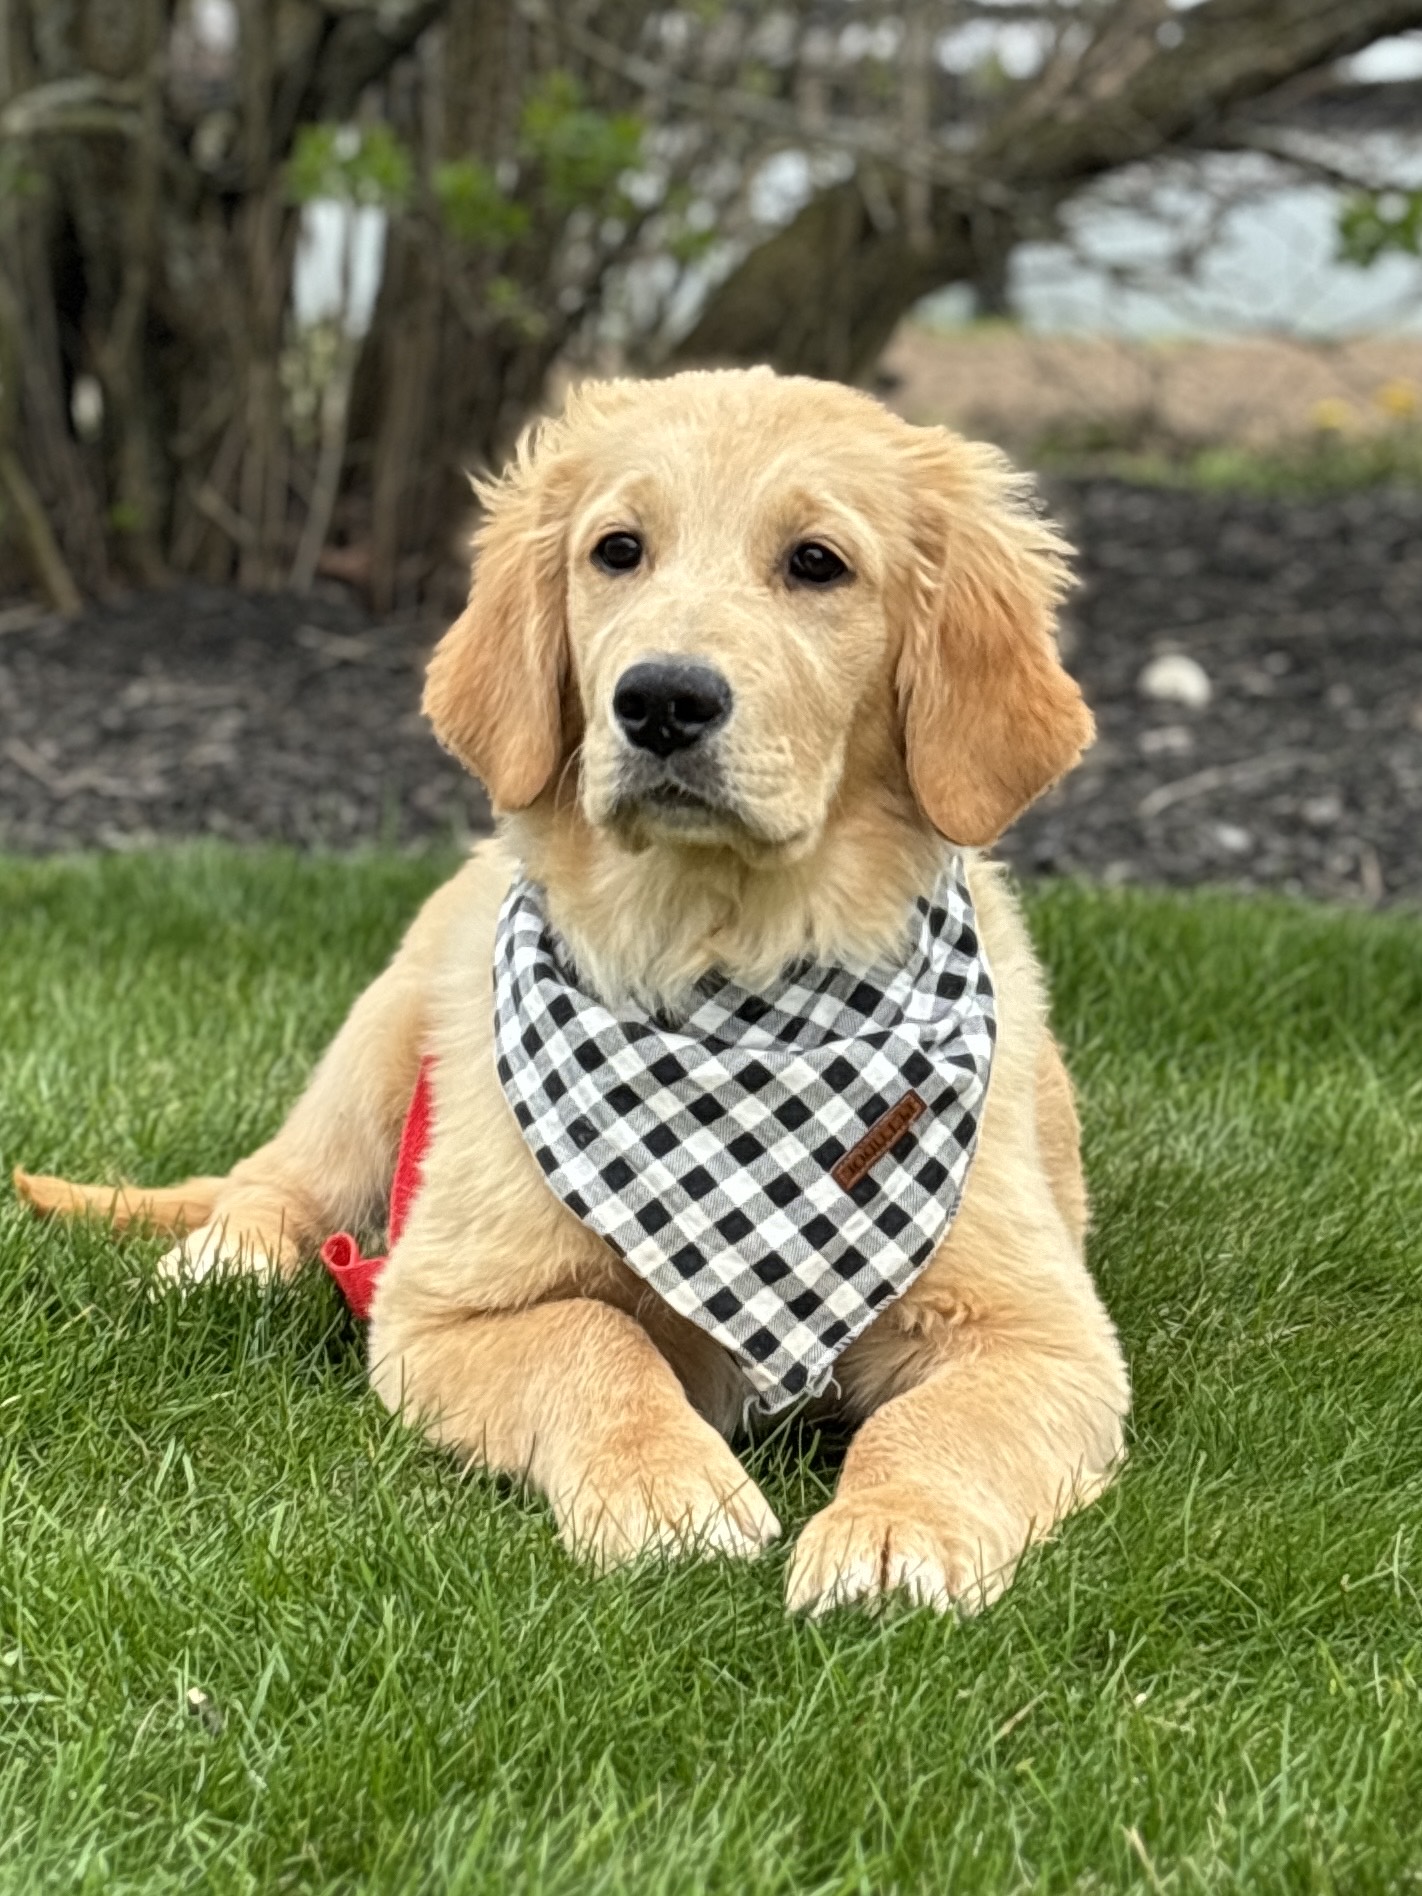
[321,1056,435,1320]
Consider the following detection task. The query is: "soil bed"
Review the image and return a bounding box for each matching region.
[2,479,1419,906]
[0,588,488,856]
[1012,479,1422,906]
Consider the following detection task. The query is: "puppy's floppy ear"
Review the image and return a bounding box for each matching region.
[422,422,570,811]
[897,430,1093,847]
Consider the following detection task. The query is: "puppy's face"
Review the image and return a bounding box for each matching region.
[567,402,904,856]
[424,370,1093,859]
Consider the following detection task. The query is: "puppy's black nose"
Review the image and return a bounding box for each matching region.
[613,660,732,757]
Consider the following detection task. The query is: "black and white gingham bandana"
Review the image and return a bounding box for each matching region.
[493,858,995,1415]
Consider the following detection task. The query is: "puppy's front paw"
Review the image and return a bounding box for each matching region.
[153,1217,292,1290]
[555,1426,781,1572]
[786,1483,1023,1618]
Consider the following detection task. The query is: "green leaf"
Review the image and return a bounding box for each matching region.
[666,222,718,264]
[1337,190,1422,270]
[286,125,343,205]
[346,124,415,210]
[286,123,414,211]
[0,149,43,203]
[432,161,530,249]
[486,275,548,340]
[518,71,643,213]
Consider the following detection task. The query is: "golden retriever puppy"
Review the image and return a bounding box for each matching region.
[18,369,1129,1614]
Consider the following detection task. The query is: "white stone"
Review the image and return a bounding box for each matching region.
[1211,822,1253,855]
[1138,723,1195,758]
[70,374,104,443]
[1138,653,1212,710]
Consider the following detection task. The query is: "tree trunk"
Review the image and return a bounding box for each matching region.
[674,180,971,383]
[351,0,587,610]
[677,0,1422,380]
[6,0,1421,601]
[0,1,111,595]
[1,0,456,596]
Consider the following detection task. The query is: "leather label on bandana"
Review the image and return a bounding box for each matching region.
[832,1089,927,1192]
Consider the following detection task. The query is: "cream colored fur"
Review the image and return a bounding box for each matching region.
[18,368,1129,1615]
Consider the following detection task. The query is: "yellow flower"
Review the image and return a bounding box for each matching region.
[1374,378,1419,419]
[1311,398,1355,433]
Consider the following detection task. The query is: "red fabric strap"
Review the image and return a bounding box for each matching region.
[321,1055,435,1320]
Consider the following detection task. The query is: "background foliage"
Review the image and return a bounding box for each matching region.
[2,0,1421,611]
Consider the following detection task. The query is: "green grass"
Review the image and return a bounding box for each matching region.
[3,848,1422,1893]
[1031,421,1422,497]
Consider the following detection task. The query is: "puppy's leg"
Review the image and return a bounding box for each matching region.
[786,1202,1128,1616]
[1035,1034,1089,1247]
[22,865,474,1285]
[154,874,472,1282]
[369,1294,780,1569]
[154,939,426,1283]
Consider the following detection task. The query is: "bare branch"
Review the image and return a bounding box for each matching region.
[0,448,82,613]
[985,0,1422,180]
[1247,75,1422,133]
[517,0,1017,208]
[0,77,141,142]
[1203,124,1393,192]
[304,0,451,122]
[677,0,1422,377]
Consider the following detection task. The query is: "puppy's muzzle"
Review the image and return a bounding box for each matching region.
[613,659,732,758]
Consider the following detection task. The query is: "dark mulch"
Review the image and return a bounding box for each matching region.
[1004,480,1422,906]
[3,479,1419,905]
[0,587,488,855]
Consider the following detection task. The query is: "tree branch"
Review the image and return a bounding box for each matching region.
[983,0,1422,181]
[676,0,1422,378]
[520,0,1015,207]
[0,77,141,142]
[303,0,451,123]
[1247,74,1422,132]
[1201,123,1393,191]
[0,446,83,613]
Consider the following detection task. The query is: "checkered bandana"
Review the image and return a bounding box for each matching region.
[493,857,995,1415]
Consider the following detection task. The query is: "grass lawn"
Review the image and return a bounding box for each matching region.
[2,848,1421,1894]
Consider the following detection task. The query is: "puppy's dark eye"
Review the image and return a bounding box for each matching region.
[593,531,643,574]
[788,541,849,586]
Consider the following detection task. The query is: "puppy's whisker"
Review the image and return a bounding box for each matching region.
[554,743,585,813]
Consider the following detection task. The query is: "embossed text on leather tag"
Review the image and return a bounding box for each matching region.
[832,1090,927,1191]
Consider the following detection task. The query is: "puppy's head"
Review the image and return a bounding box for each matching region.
[424,370,1090,858]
